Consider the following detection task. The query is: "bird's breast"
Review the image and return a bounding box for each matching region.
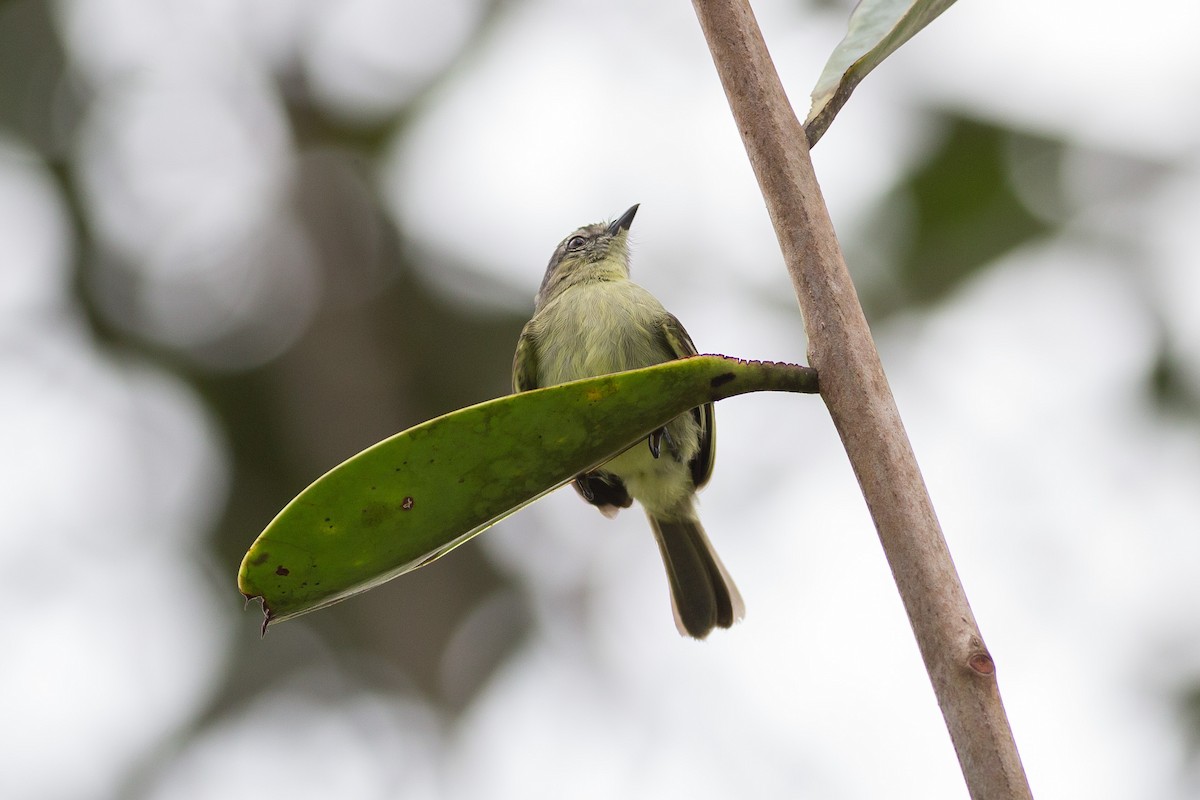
[533,281,668,386]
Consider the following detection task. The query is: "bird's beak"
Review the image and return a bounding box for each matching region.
[607,204,639,236]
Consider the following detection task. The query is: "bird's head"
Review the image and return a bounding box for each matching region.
[535,204,639,308]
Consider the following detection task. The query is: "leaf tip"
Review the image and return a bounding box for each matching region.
[235,575,273,638]
[239,588,274,638]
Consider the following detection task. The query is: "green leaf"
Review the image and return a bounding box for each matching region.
[238,356,817,629]
[886,116,1059,310]
[805,0,958,147]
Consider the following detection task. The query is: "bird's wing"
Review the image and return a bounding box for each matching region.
[512,324,540,394]
[657,314,716,490]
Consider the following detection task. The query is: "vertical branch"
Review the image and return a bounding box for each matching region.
[689,1,1032,797]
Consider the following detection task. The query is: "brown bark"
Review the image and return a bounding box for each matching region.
[689,1,1032,797]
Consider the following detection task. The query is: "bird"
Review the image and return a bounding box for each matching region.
[512,203,743,638]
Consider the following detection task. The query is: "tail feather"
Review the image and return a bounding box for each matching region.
[647,513,744,638]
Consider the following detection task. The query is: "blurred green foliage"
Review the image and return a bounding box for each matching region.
[896,117,1059,306]
[861,115,1063,318]
[0,0,70,154]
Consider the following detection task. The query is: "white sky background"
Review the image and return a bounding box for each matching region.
[2,0,1200,797]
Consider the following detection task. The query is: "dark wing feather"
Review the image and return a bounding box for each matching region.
[657,314,716,489]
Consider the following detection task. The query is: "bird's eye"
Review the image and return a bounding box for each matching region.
[567,235,587,250]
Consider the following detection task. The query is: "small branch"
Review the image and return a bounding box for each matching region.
[689,1,1032,797]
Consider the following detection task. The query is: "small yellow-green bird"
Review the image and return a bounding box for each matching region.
[512,204,743,638]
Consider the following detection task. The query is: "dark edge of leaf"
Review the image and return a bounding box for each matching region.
[805,73,863,149]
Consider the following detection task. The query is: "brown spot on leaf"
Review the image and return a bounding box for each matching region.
[402,496,415,510]
[250,551,270,566]
[710,372,736,388]
[275,565,290,577]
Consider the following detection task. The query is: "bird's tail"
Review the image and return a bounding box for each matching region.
[647,509,744,639]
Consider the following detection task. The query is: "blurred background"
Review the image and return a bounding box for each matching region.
[3,0,1199,797]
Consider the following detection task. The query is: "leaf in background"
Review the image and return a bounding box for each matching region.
[238,356,817,629]
[805,0,958,147]
[860,115,1063,318]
